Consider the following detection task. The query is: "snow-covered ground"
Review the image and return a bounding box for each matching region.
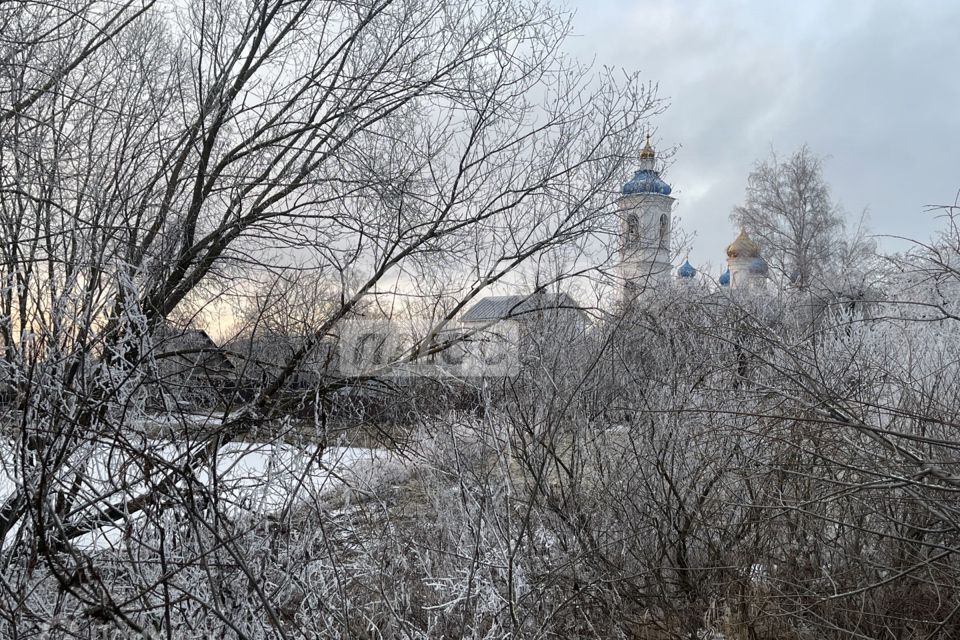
[209,441,406,514]
[0,431,408,550]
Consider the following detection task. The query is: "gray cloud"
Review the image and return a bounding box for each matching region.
[566,0,960,273]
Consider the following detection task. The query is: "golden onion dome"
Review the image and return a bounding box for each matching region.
[726,227,760,259]
[639,132,655,160]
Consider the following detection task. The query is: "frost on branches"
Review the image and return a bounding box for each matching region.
[2,0,960,637]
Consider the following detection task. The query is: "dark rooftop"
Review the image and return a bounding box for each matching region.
[460,293,580,323]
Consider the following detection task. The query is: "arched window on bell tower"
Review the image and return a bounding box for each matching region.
[627,214,639,247]
[658,213,668,248]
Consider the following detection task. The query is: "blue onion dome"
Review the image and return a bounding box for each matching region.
[677,259,696,279]
[719,269,730,287]
[623,170,672,195]
[748,256,769,276]
[622,132,672,196]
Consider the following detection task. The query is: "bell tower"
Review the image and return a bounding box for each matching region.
[619,133,675,297]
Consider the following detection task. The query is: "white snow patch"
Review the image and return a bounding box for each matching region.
[0,436,404,551]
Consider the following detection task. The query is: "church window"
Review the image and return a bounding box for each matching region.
[658,213,668,247]
[627,214,639,246]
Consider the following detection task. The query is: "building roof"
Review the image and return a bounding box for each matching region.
[622,169,672,196]
[726,227,760,259]
[639,132,655,160]
[677,259,697,278]
[749,256,769,275]
[460,293,581,323]
[622,133,672,196]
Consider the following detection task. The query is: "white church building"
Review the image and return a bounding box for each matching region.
[459,131,770,327]
[617,133,768,295]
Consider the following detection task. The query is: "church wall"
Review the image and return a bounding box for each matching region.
[618,193,674,290]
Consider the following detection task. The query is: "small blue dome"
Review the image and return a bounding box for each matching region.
[719,269,730,286]
[622,169,672,196]
[749,257,769,276]
[677,259,696,279]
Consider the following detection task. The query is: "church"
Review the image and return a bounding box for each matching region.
[618,133,769,294]
[456,132,771,330]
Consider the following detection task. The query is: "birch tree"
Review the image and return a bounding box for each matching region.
[732,145,846,289]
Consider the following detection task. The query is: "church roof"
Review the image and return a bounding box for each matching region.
[749,256,769,275]
[622,132,672,196]
[460,293,580,322]
[622,169,672,196]
[639,132,655,160]
[677,259,696,278]
[726,228,760,259]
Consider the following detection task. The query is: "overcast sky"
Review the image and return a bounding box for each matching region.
[565,0,960,274]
